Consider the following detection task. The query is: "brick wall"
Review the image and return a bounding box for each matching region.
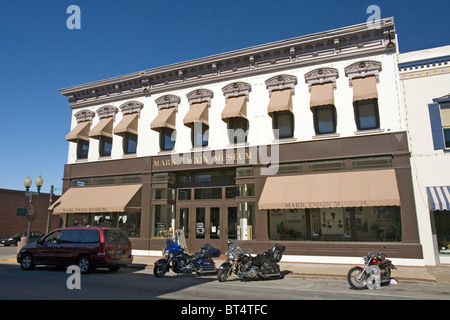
[0,189,61,239]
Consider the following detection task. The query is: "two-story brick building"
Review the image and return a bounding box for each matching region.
[53,18,424,265]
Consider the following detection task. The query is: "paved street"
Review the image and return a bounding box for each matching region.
[1,259,450,301]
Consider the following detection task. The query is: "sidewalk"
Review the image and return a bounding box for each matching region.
[3,253,449,285]
[131,255,450,285]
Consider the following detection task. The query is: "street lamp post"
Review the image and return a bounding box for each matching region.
[23,174,43,244]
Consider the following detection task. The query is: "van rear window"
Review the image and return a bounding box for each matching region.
[79,229,100,243]
[104,229,129,245]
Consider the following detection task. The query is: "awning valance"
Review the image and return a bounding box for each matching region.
[221,95,247,120]
[267,89,293,116]
[352,76,378,102]
[258,169,400,210]
[66,121,91,142]
[49,184,141,214]
[114,113,138,136]
[310,82,334,108]
[427,186,450,211]
[89,117,113,139]
[183,102,209,127]
[151,107,176,131]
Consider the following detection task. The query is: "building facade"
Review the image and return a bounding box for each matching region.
[0,189,60,240]
[54,18,424,265]
[399,46,450,265]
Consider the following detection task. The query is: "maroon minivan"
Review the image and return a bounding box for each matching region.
[17,227,133,273]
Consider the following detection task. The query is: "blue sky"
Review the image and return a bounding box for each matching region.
[0,0,449,195]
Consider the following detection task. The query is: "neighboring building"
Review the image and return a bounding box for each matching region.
[399,46,450,265]
[0,189,61,240]
[55,18,424,265]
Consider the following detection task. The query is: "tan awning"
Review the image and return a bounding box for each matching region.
[49,184,141,214]
[267,89,293,116]
[440,107,450,128]
[114,113,138,136]
[221,95,247,120]
[258,169,400,210]
[183,102,209,127]
[66,121,91,142]
[150,107,176,131]
[89,117,113,139]
[310,82,334,108]
[352,76,378,102]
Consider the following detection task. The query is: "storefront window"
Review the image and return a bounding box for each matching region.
[119,212,141,238]
[435,211,450,252]
[152,204,175,238]
[268,206,401,242]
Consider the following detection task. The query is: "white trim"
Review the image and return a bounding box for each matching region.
[280,255,425,267]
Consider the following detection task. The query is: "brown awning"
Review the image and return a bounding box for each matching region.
[114,113,138,136]
[352,76,378,102]
[49,184,142,214]
[258,169,400,210]
[89,117,113,139]
[66,121,91,142]
[310,82,334,108]
[221,95,247,120]
[150,107,176,131]
[267,89,293,116]
[183,102,209,127]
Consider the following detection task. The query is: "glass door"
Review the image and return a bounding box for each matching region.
[191,206,222,252]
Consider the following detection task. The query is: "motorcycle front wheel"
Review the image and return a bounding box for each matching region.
[153,263,168,277]
[217,266,232,282]
[347,267,368,290]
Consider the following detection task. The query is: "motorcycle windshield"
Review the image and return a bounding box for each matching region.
[166,240,184,254]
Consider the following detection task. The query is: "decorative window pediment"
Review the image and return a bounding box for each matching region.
[155,94,181,111]
[186,89,214,107]
[265,74,297,95]
[345,61,382,87]
[74,110,95,122]
[120,101,144,116]
[96,105,119,120]
[304,68,339,92]
[222,82,251,101]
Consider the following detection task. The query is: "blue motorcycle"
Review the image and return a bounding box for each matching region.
[153,240,221,277]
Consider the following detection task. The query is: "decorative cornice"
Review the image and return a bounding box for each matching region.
[344,60,382,86]
[60,18,396,109]
[265,74,298,95]
[399,55,450,72]
[304,68,339,92]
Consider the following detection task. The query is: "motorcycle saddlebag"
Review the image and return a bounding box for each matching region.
[261,261,280,275]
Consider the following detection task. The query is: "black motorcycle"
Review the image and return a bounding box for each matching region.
[153,240,221,277]
[217,241,286,281]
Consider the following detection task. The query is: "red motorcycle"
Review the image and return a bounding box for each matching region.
[347,247,397,290]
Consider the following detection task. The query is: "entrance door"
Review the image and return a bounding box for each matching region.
[191,206,222,251]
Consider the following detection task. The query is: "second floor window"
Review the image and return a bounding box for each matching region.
[354,98,380,131]
[272,111,294,139]
[191,123,209,148]
[313,105,336,134]
[77,139,89,159]
[99,136,112,157]
[160,128,176,151]
[227,117,248,144]
[123,132,137,154]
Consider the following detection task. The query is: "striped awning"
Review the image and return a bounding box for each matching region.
[427,186,450,211]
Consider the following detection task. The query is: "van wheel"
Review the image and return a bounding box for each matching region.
[20,253,35,270]
[77,256,92,274]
